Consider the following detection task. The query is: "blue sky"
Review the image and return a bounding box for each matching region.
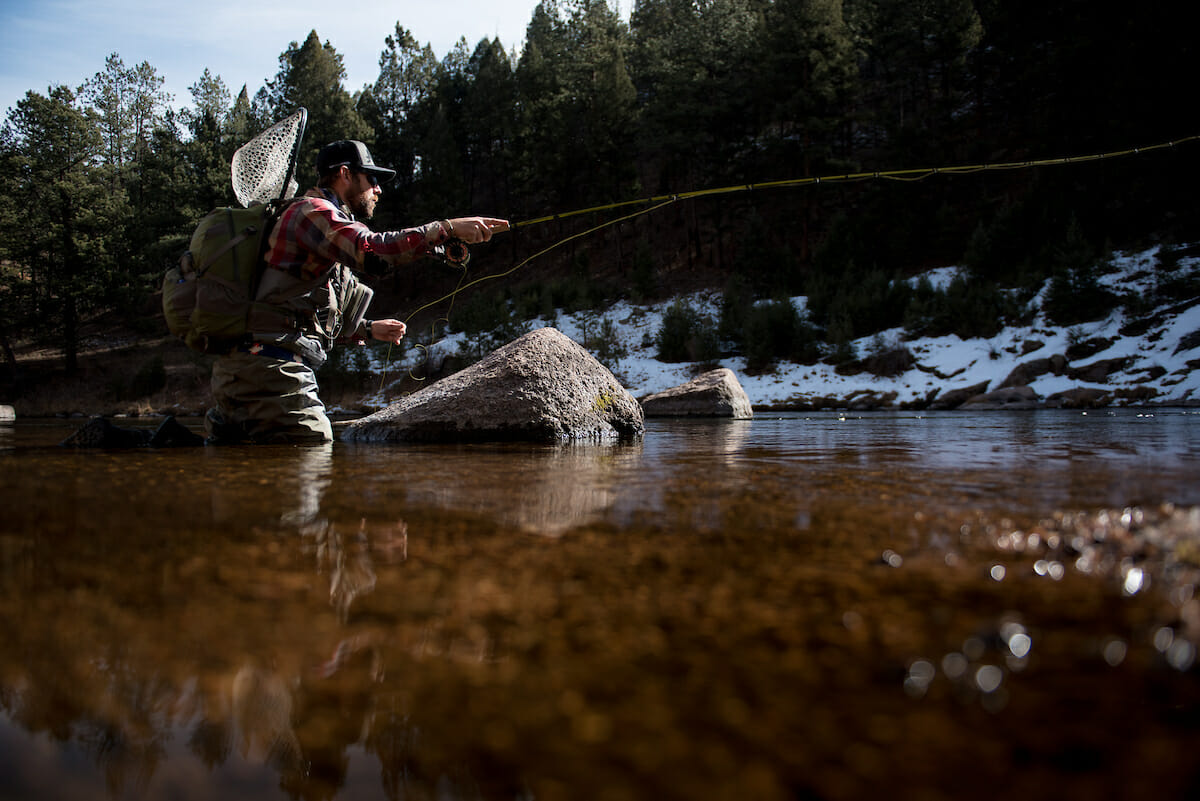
[0,0,587,116]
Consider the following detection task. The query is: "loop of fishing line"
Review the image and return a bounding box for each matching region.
[378,196,679,391]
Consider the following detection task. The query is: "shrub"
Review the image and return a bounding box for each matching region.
[449,290,530,364]
[861,335,915,377]
[656,300,720,363]
[824,311,857,364]
[1042,220,1121,326]
[587,316,628,369]
[903,274,1016,340]
[806,263,910,341]
[718,276,753,346]
[630,242,658,302]
[743,298,819,371]
[317,346,373,397]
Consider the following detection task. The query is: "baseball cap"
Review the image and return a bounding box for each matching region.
[316,140,397,182]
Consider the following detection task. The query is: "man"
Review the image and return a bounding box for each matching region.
[205,139,509,444]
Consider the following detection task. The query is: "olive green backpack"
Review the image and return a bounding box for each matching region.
[162,108,307,355]
[162,201,289,354]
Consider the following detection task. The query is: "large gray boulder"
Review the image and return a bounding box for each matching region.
[342,327,644,443]
[640,368,753,419]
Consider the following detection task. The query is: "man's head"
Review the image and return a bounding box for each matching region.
[316,140,397,219]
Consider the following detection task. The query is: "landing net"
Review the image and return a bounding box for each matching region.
[231,108,308,208]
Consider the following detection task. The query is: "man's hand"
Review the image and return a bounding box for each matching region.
[369,319,407,344]
[446,217,510,244]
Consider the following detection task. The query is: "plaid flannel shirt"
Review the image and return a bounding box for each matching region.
[263,187,447,279]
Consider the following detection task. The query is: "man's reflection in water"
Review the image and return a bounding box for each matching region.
[278,443,334,530]
[219,444,399,787]
[230,662,303,774]
[280,444,390,621]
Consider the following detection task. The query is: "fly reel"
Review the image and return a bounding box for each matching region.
[432,237,471,269]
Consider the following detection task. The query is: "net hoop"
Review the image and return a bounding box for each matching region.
[230,108,308,207]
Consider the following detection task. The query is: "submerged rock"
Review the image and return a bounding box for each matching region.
[641,368,753,419]
[61,416,152,447]
[342,327,644,443]
[59,415,204,448]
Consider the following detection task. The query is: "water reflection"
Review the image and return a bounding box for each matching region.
[1,411,1199,800]
[369,440,646,536]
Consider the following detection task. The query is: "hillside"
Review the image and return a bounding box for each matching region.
[372,241,1200,412]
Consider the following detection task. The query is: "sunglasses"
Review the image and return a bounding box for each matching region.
[355,170,380,188]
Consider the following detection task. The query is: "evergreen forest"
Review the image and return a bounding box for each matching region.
[2,0,1199,378]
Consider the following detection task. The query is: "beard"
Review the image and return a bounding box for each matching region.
[348,189,377,220]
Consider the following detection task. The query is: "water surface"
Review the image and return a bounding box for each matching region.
[2,410,1199,800]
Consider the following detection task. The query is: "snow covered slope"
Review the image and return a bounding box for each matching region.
[363,244,1200,410]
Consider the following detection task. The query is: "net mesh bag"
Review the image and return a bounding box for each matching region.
[231,108,308,208]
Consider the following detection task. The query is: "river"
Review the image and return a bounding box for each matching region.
[2,410,1199,800]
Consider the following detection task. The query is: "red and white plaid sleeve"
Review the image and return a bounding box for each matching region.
[265,196,442,279]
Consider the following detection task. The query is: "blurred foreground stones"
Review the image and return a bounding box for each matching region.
[973,504,1200,652]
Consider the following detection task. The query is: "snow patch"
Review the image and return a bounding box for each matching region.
[345,244,1200,410]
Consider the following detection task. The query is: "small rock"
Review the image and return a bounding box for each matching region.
[641,368,753,419]
[847,391,898,411]
[1067,357,1132,384]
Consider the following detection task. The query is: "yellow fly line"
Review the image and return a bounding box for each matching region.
[381,132,1199,391]
[510,133,1200,229]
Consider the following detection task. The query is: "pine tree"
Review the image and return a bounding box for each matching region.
[182,70,237,212]
[515,0,637,209]
[360,24,441,227]
[462,38,516,210]
[631,0,766,191]
[79,53,172,174]
[0,87,124,373]
[853,0,982,155]
[257,31,370,187]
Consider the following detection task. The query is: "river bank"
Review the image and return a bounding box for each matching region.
[3,244,1198,419]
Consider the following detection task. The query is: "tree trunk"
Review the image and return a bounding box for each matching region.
[64,294,79,376]
[0,329,17,370]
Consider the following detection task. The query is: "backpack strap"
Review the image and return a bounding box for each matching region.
[195,208,259,276]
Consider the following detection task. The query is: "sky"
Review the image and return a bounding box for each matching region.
[0,0,605,116]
